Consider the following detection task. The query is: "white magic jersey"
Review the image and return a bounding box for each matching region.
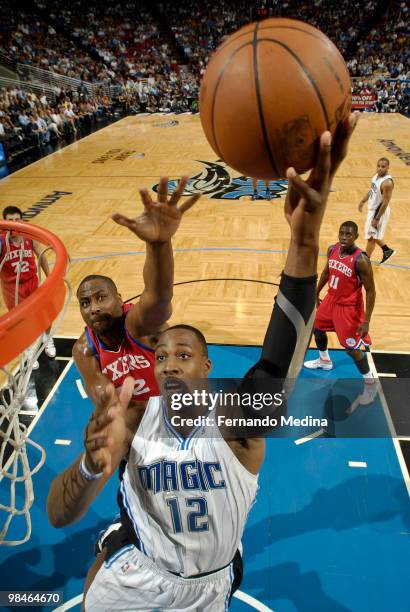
[120,396,259,577]
[368,173,393,211]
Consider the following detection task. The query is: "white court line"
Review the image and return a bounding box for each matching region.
[294,428,324,445]
[367,352,410,497]
[55,356,71,361]
[19,410,39,416]
[234,590,274,611]
[0,359,74,480]
[55,439,71,446]
[372,349,410,355]
[76,378,88,399]
[348,461,368,468]
[54,335,78,339]
[378,372,397,377]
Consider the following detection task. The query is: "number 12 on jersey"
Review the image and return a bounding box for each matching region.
[166,497,209,533]
[329,274,339,290]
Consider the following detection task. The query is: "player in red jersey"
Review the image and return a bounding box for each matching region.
[0,205,56,368]
[304,221,376,380]
[73,176,200,425]
[72,176,199,592]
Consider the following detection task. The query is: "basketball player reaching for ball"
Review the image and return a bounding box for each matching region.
[358,157,395,264]
[47,113,359,611]
[0,205,56,368]
[304,221,376,384]
[73,176,200,430]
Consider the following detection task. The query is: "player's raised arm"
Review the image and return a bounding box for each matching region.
[225,113,359,474]
[111,176,201,339]
[47,378,134,528]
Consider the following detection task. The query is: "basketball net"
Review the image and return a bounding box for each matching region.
[0,223,70,545]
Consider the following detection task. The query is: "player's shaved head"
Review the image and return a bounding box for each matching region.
[340,221,358,236]
[378,157,389,165]
[77,274,118,296]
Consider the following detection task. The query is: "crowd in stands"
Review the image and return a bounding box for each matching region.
[0,0,409,164]
[163,0,377,77]
[0,85,115,161]
[347,1,409,80]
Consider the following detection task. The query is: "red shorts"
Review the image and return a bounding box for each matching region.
[315,294,371,349]
[1,276,39,310]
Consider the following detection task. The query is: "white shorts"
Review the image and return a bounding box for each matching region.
[85,544,237,611]
[364,206,390,240]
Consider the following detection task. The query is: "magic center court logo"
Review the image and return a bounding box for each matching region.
[152,160,288,200]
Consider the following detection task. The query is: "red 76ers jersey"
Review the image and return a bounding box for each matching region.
[0,234,37,284]
[85,305,159,401]
[327,243,364,306]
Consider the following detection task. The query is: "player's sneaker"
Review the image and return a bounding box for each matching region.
[265,189,272,201]
[304,357,333,370]
[251,192,260,201]
[359,379,379,405]
[380,248,395,264]
[346,379,378,413]
[44,336,56,358]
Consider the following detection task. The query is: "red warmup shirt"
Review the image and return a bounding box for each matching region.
[0,234,37,284]
[327,243,364,306]
[85,304,159,402]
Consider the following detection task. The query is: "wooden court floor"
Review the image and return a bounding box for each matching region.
[0,112,409,351]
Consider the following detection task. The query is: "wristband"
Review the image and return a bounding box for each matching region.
[79,454,103,481]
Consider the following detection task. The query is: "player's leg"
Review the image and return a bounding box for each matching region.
[304,296,334,370]
[333,303,373,379]
[21,276,56,358]
[364,210,376,257]
[251,177,260,200]
[2,279,40,368]
[265,180,272,200]
[365,237,376,258]
[1,281,17,310]
[304,328,333,369]
[373,208,395,264]
[82,548,107,611]
[345,347,372,376]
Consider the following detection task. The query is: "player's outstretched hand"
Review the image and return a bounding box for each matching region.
[84,377,135,476]
[285,112,359,231]
[284,130,332,245]
[112,176,201,243]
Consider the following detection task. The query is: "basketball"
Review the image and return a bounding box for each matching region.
[199,18,352,179]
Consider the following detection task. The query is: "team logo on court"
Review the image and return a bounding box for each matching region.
[152,160,288,200]
[345,337,356,347]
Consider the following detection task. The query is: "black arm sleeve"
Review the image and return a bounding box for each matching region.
[246,272,317,381]
[236,272,317,424]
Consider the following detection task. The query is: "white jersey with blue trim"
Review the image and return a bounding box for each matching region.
[368,173,393,211]
[120,395,259,577]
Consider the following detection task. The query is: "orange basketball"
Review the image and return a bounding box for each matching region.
[200,18,351,179]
